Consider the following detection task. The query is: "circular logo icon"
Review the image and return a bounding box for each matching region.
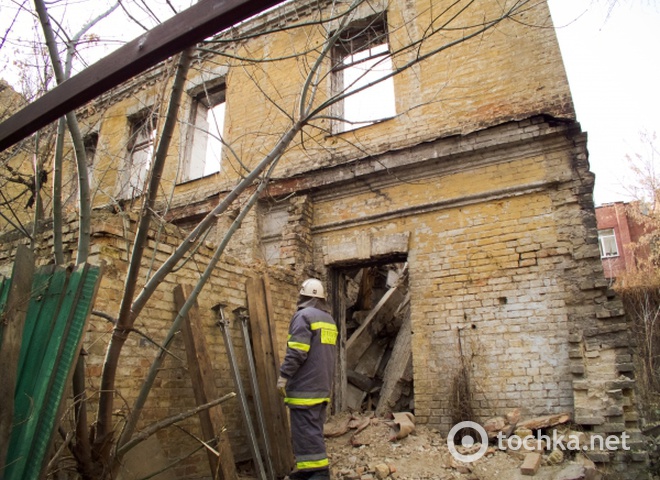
[447,421,489,463]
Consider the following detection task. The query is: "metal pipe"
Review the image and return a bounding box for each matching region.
[214,303,266,480]
[234,306,275,480]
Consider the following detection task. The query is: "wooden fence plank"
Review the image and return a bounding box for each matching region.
[0,245,34,472]
[246,276,293,477]
[330,270,347,413]
[174,284,237,480]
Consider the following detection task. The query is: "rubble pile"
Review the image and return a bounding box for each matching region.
[324,410,621,480]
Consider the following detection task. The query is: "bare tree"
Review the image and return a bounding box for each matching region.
[0,11,56,243]
[619,130,660,277]
[614,131,660,416]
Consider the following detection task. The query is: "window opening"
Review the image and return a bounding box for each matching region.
[598,229,619,258]
[84,132,98,190]
[120,111,157,199]
[185,84,225,181]
[332,13,396,133]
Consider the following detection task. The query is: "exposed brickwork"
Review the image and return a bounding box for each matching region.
[301,118,645,477]
[280,195,315,275]
[0,211,300,478]
[306,119,575,425]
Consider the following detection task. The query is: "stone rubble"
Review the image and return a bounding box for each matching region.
[323,411,625,480]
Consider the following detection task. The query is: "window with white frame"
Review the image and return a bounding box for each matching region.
[598,229,619,258]
[331,13,396,133]
[183,84,225,181]
[119,111,157,199]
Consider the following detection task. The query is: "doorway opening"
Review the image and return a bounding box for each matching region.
[331,260,412,416]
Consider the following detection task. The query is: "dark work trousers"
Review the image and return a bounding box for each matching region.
[289,403,329,476]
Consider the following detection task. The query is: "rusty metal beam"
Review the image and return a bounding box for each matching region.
[0,0,284,152]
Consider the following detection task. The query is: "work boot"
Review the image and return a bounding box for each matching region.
[287,470,311,480]
[306,468,330,480]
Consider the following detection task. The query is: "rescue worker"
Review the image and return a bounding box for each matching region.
[278,278,337,480]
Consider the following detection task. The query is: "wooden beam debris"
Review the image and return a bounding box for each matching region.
[174,284,237,480]
[245,275,293,477]
[346,264,408,371]
[343,264,412,414]
[376,294,411,416]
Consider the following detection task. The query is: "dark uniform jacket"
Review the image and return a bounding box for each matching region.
[280,297,337,407]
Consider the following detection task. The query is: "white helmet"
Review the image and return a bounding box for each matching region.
[300,278,325,299]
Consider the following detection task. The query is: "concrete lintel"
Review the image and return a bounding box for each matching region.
[324,232,409,265]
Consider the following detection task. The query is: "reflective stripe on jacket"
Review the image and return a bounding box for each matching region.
[280,304,337,407]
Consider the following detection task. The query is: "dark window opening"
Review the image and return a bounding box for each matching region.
[83,132,98,190]
[120,110,157,199]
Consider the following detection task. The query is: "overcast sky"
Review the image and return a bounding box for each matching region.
[547,0,660,206]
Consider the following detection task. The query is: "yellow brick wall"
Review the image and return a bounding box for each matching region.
[63,0,571,214]
[2,0,642,474]
[305,117,600,431]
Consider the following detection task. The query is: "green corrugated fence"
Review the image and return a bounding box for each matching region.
[0,258,102,480]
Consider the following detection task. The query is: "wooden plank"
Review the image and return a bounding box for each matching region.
[330,270,347,413]
[346,339,387,411]
[347,369,374,392]
[376,295,412,416]
[355,340,387,377]
[174,284,237,480]
[262,275,281,369]
[345,384,367,411]
[246,276,293,477]
[0,245,34,473]
[346,265,408,371]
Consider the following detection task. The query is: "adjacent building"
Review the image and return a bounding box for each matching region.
[596,201,652,280]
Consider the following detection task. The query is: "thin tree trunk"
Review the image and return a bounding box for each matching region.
[31,131,43,247]
[117,392,236,457]
[52,116,65,264]
[33,2,117,475]
[34,0,116,265]
[95,47,194,461]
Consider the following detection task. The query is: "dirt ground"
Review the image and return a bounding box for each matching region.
[323,412,611,480]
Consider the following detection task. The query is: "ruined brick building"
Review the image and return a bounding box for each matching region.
[0,0,649,478]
